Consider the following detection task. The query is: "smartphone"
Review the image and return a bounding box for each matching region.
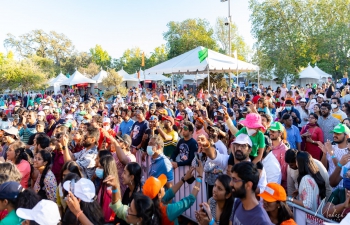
[203,110,207,117]
[194,152,200,166]
[70,179,75,194]
[202,207,210,219]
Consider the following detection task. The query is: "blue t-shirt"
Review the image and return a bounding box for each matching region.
[231,199,273,225]
[285,125,302,149]
[149,154,174,182]
[131,120,149,147]
[119,118,135,136]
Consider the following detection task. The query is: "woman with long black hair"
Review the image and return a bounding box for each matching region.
[114,162,142,225]
[292,151,326,212]
[195,174,234,225]
[33,149,57,201]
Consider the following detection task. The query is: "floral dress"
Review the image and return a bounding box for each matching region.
[34,170,57,202]
[298,175,320,212]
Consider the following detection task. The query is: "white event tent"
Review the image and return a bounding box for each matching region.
[117,69,139,88]
[145,46,259,90]
[133,70,171,82]
[314,65,332,81]
[297,64,322,87]
[48,72,68,86]
[60,70,96,86]
[92,69,108,90]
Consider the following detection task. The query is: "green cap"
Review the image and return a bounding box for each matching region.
[331,123,350,134]
[269,122,284,131]
[79,111,87,115]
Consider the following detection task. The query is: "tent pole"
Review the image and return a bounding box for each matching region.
[207,67,210,92]
[171,74,174,100]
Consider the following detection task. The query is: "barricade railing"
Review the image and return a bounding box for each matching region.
[287,201,339,225]
[135,151,206,223]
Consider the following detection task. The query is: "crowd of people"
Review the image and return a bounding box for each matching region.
[0,79,350,224]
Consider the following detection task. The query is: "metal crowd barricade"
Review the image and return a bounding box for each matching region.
[135,150,206,223]
[287,201,339,225]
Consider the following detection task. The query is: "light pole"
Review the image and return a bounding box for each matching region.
[221,0,231,89]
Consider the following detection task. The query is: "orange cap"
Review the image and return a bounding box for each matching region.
[142,174,167,199]
[196,117,205,124]
[257,182,286,202]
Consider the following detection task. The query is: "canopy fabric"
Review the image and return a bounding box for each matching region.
[48,73,68,87]
[314,66,332,79]
[133,70,171,81]
[92,69,108,83]
[145,46,259,74]
[60,70,96,86]
[117,69,139,82]
[299,65,320,80]
[181,74,207,81]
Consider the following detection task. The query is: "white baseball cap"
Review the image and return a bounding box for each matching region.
[16,199,61,225]
[317,94,324,98]
[233,134,252,147]
[43,106,50,110]
[37,111,45,116]
[65,114,73,119]
[63,178,96,203]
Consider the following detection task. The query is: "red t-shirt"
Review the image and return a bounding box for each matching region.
[252,95,261,104]
[98,128,116,150]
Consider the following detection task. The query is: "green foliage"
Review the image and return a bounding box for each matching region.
[60,51,92,75]
[78,62,100,78]
[197,73,227,91]
[0,58,48,93]
[215,17,251,61]
[101,69,127,98]
[249,0,350,82]
[164,18,218,59]
[90,45,111,69]
[4,30,74,65]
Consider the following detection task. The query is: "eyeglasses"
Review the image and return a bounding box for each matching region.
[231,178,244,183]
[320,107,328,111]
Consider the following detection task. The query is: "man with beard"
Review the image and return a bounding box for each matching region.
[230,161,272,225]
[61,126,99,179]
[130,107,150,153]
[171,121,197,168]
[268,122,288,189]
[207,125,227,155]
[19,111,37,144]
[193,117,208,140]
[46,109,65,137]
[226,134,267,193]
[158,115,178,158]
[318,103,339,142]
[318,124,350,188]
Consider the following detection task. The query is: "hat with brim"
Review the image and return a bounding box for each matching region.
[269,122,284,132]
[196,117,205,124]
[2,127,19,138]
[239,113,265,131]
[331,123,350,135]
[16,199,61,225]
[233,134,252,147]
[116,134,132,147]
[143,174,167,199]
[257,183,287,202]
[162,115,174,125]
[175,115,183,121]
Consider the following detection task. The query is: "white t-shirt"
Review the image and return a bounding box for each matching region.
[214,140,228,155]
[262,152,282,184]
[327,145,350,188]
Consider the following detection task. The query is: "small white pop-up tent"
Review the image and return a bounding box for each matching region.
[297,64,321,87]
[60,70,96,86]
[92,69,108,90]
[134,70,171,82]
[48,72,69,86]
[144,46,259,90]
[314,65,332,82]
[117,69,139,88]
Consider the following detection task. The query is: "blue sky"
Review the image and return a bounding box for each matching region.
[0,0,254,59]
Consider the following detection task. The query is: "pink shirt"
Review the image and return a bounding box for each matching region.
[272,141,288,189]
[16,160,31,188]
[193,128,209,141]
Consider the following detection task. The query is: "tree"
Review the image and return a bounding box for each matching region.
[4,30,74,65]
[90,45,111,69]
[78,62,100,78]
[249,0,350,81]
[164,18,218,59]
[197,73,227,91]
[60,51,92,75]
[102,69,127,98]
[113,47,143,74]
[146,45,168,68]
[0,58,48,95]
[215,17,251,61]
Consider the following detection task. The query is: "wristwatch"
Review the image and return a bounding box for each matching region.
[288,196,294,202]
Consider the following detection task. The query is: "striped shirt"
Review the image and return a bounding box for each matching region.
[318,115,339,142]
[74,146,98,179]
